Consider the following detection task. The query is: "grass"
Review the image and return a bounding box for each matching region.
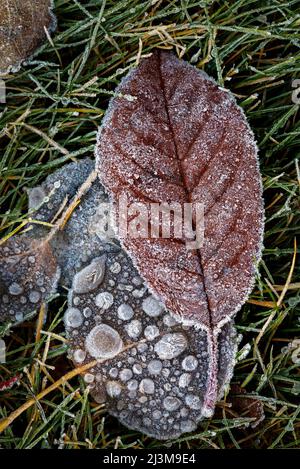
[0,0,299,449]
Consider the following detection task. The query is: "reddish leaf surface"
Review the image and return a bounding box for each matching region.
[96,50,264,414]
[0,237,60,324]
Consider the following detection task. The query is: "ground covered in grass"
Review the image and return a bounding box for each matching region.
[0,0,299,449]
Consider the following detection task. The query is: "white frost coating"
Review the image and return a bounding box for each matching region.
[73,255,106,294]
[154,333,188,359]
[64,307,83,328]
[142,295,164,317]
[117,303,134,320]
[95,291,114,310]
[85,324,123,359]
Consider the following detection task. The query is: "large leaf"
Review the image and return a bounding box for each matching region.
[0,0,56,74]
[95,50,264,414]
[96,50,264,330]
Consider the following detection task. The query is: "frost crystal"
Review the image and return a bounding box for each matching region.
[0,237,60,325]
[1,158,240,440]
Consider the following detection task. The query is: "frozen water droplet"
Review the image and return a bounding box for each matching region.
[147,359,162,375]
[95,291,114,310]
[144,325,159,341]
[163,396,181,411]
[110,262,121,274]
[182,355,198,371]
[85,324,123,359]
[29,290,41,304]
[9,282,23,296]
[179,373,191,388]
[125,319,142,339]
[139,378,155,394]
[132,363,142,374]
[180,419,197,433]
[74,349,86,363]
[84,373,94,383]
[117,303,134,321]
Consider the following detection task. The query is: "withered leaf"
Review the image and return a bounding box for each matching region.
[96,50,264,416]
[27,158,110,286]
[0,237,60,324]
[96,50,264,330]
[0,0,56,74]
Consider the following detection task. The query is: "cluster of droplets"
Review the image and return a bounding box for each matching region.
[65,245,237,439]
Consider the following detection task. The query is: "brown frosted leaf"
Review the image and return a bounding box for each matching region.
[95,49,264,416]
[0,0,56,74]
[0,237,60,324]
[24,159,239,437]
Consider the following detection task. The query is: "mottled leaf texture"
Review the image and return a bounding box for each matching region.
[0,0,56,74]
[18,159,238,439]
[0,237,60,324]
[66,242,238,440]
[96,50,264,416]
[223,384,265,429]
[27,158,111,286]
